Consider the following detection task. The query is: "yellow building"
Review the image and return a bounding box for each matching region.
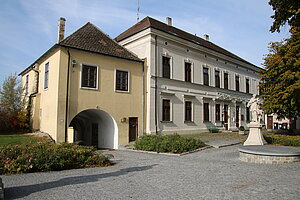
[20,18,143,149]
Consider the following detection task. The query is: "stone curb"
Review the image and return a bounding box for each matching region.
[117,146,212,156]
[0,177,4,200]
[205,141,243,148]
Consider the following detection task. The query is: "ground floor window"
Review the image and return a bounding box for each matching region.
[185,101,192,122]
[204,103,209,122]
[162,99,171,121]
[215,104,220,121]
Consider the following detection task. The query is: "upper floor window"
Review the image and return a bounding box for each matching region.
[203,67,209,86]
[215,104,221,121]
[185,62,192,82]
[235,75,240,92]
[246,78,250,93]
[25,75,29,95]
[215,70,220,88]
[116,70,129,92]
[162,99,171,121]
[185,101,192,122]
[162,56,170,79]
[224,72,229,89]
[44,62,49,89]
[81,64,97,89]
[203,103,210,121]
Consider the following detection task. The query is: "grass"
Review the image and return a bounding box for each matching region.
[0,133,42,146]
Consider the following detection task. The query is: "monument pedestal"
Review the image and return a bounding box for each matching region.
[244,122,267,145]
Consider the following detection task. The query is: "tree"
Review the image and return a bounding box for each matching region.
[0,74,28,132]
[269,0,300,32]
[260,27,300,118]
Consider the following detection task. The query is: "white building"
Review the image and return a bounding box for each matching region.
[116,17,261,134]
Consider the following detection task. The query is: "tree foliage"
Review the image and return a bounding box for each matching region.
[0,74,28,132]
[260,27,300,118]
[269,0,300,32]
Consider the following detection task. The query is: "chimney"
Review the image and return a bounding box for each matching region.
[166,17,172,26]
[204,34,209,41]
[57,17,66,43]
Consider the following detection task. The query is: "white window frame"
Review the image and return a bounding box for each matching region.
[25,74,29,95]
[161,53,173,79]
[161,98,173,122]
[114,68,130,93]
[183,59,193,83]
[184,99,194,123]
[44,62,49,90]
[79,63,99,90]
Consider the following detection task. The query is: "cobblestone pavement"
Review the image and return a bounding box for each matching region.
[2,145,300,200]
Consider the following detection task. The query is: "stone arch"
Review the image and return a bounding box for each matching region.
[69,109,118,149]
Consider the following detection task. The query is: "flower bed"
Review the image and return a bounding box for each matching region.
[134,134,205,154]
[0,142,112,174]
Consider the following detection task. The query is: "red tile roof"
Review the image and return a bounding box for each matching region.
[59,22,141,62]
[116,17,259,68]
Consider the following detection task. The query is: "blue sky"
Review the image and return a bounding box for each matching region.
[0,0,289,84]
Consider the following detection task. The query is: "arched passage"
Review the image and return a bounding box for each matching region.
[69,109,118,149]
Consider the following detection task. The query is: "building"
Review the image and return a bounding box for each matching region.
[20,18,144,149]
[116,17,262,135]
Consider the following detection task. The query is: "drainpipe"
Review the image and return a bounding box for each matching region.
[65,48,71,142]
[154,35,158,134]
[142,59,145,136]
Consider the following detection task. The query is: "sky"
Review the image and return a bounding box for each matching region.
[0,0,290,85]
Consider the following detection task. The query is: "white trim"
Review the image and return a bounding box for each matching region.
[161,97,173,122]
[183,59,193,83]
[184,99,194,122]
[161,53,173,79]
[114,68,130,93]
[79,63,99,90]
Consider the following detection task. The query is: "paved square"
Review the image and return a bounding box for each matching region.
[2,145,300,199]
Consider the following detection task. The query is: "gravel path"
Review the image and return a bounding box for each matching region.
[1,145,300,200]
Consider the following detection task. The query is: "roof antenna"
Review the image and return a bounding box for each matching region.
[137,0,140,22]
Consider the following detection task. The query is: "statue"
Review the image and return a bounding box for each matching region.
[247,94,263,123]
[244,94,267,145]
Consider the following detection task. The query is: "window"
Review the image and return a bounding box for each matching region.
[224,72,229,89]
[203,67,209,86]
[81,64,97,88]
[44,62,49,89]
[246,78,250,93]
[25,75,29,95]
[162,56,170,79]
[116,70,129,91]
[162,99,171,121]
[246,107,250,121]
[235,75,240,92]
[185,101,192,122]
[215,104,221,121]
[203,103,209,121]
[185,62,192,82]
[236,106,240,127]
[215,70,220,88]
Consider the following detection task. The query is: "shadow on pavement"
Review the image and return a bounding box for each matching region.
[5,164,158,199]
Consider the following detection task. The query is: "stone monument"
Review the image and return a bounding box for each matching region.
[244,94,267,145]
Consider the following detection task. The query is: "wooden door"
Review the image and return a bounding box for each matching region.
[267,116,273,129]
[224,105,228,130]
[91,123,99,147]
[129,117,138,142]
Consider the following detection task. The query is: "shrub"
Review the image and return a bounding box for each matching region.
[134,134,205,154]
[0,142,112,174]
[239,126,245,131]
[264,134,300,146]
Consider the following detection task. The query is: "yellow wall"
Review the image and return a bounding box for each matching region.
[59,48,143,145]
[23,47,143,146]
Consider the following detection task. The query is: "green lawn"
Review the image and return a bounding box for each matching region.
[0,134,41,146]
